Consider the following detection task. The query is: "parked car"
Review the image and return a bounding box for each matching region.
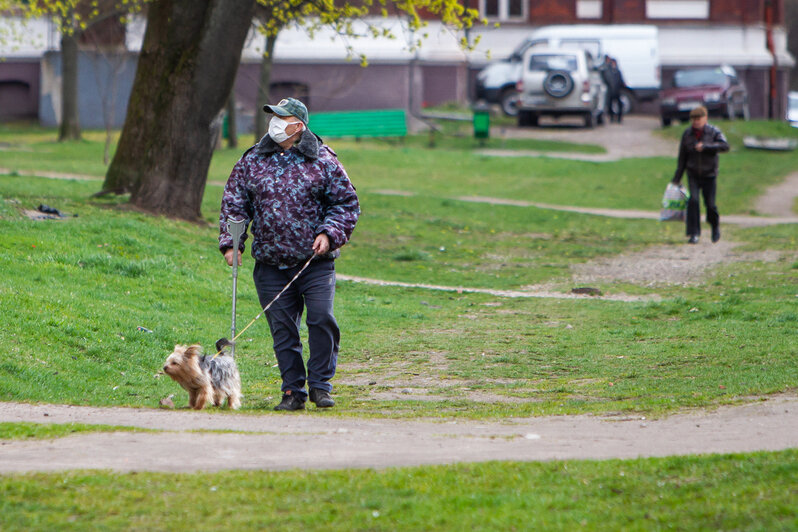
[659,66,748,126]
[516,47,606,128]
[474,24,659,116]
[787,91,798,128]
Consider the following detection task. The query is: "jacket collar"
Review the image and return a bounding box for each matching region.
[688,124,710,138]
[254,129,322,160]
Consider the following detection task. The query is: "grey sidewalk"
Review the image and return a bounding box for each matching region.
[1,397,796,472]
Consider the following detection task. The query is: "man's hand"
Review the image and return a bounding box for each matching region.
[224,248,242,267]
[695,141,704,152]
[312,233,330,256]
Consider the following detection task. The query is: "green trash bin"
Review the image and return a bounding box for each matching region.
[222,113,229,140]
[473,105,490,139]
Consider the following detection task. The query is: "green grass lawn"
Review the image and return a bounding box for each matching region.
[0,121,795,417]
[0,173,795,418]
[208,119,798,218]
[1,121,796,529]
[1,450,796,531]
[5,119,798,218]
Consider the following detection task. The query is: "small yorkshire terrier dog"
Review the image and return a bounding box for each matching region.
[163,338,242,410]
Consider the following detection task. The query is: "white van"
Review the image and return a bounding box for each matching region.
[475,24,660,116]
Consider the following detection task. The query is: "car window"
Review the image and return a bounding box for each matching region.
[560,39,600,59]
[673,69,728,88]
[528,54,578,72]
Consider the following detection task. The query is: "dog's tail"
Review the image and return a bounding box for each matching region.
[215,338,234,357]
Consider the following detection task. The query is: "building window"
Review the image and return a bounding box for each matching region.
[508,0,523,17]
[576,0,602,19]
[480,0,526,21]
[646,0,709,19]
[483,0,499,17]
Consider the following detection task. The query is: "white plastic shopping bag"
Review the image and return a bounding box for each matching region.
[659,183,688,222]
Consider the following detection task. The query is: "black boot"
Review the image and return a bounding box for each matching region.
[309,388,335,408]
[274,391,306,411]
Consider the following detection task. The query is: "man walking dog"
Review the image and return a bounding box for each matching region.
[219,98,360,411]
[671,105,729,244]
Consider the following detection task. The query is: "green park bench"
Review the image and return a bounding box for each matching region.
[309,109,407,140]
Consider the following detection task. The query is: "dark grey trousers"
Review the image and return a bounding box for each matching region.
[253,259,339,397]
[686,174,719,237]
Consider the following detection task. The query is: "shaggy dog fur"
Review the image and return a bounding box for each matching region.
[162,340,242,410]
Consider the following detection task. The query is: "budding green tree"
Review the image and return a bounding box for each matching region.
[100,0,480,221]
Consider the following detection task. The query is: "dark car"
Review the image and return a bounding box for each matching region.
[659,66,748,126]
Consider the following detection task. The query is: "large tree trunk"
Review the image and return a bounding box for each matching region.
[58,33,82,141]
[102,0,255,220]
[254,33,277,142]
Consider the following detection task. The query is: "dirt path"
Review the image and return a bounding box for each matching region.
[453,195,798,226]
[337,235,789,298]
[374,115,798,225]
[755,171,798,217]
[335,274,657,302]
[1,397,796,473]
[483,115,678,161]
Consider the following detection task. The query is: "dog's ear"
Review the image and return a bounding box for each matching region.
[185,344,203,358]
[215,338,233,354]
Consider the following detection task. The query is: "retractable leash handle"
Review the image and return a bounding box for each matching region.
[227,217,247,357]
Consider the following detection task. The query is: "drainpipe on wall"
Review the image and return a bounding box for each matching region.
[765,0,777,120]
[603,0,614,24]
[406,21,419,119]
[405,24,441,139]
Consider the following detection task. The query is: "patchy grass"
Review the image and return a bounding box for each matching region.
[1,122,795,530]
[0,174,795,418]
[0,121,795,418]
[0,422,153,440]
[5,120,798,219]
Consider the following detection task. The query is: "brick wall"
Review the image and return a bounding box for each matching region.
[516,0,782,24]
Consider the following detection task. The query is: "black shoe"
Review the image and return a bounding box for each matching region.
[309,388,335,408]
[711,227,720,243]
[688,235,699,244]
[274,392,305,411]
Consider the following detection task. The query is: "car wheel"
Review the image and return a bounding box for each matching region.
[543,70,574,99]
[723,102,734,120]
[620,90,634,114]
[741,100,750,121]
[661,116,672,127]
[499,88,519,117]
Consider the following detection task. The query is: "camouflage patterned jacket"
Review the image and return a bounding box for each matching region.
[219,130,360,268]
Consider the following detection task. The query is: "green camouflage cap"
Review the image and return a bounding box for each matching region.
[263,97,309,124]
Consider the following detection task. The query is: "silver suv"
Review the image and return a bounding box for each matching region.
[516,47,606,128]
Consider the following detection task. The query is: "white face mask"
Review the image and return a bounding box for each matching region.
[269,116,301,143]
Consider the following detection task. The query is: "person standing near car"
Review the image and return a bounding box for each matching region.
[671,105,729,244]
[601,57,627,123]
